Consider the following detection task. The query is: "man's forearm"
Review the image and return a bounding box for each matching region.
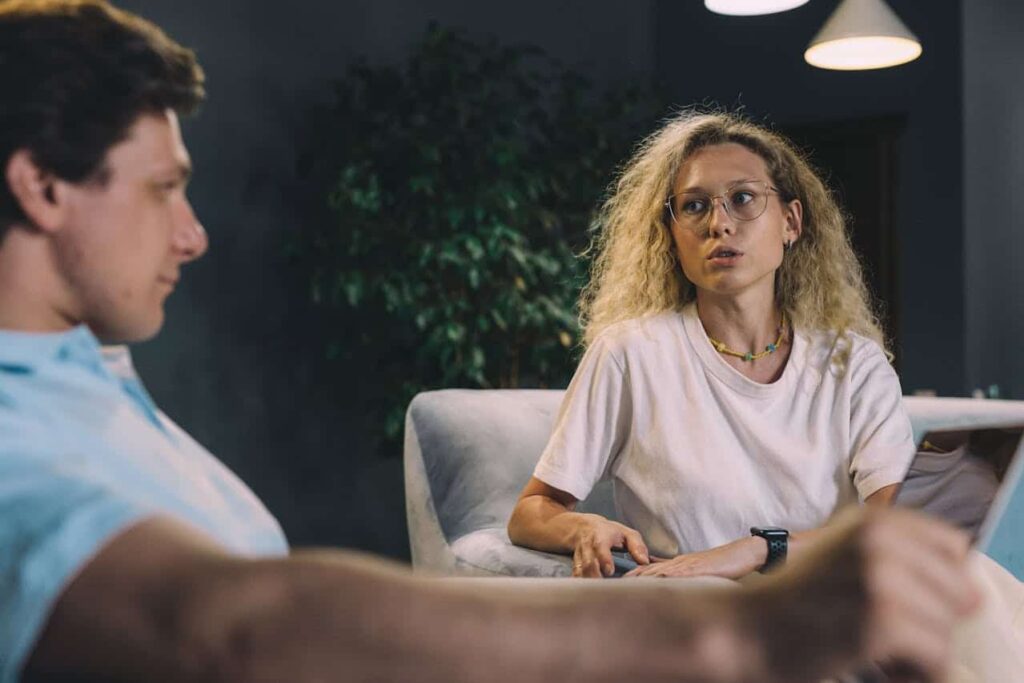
[196,550,763,683]
[27,508,979,683]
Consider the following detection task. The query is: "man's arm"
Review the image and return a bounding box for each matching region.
[23,516,755,683]
[24,507,978,683]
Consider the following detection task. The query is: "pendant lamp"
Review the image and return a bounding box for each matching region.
[805,0,922,70]
[705,0,809,15]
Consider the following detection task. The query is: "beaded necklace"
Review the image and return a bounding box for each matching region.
[706,312,787,362]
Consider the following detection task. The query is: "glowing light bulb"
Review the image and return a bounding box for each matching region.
[704,0,810,15]
[805,0,922,71]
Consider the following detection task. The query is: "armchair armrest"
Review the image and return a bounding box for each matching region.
[450,528,573,577]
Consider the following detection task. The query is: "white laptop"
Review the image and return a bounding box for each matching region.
[895,424,1024,580]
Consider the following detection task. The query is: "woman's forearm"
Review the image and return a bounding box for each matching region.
[726,527,853,577]
[719,483,904,577]
[507,494,592,553]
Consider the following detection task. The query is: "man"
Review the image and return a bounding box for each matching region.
[0,2,979,682]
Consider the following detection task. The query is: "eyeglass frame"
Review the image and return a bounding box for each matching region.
[663,180,787,231]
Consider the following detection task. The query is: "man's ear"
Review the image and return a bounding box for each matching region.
[5,150,67,233]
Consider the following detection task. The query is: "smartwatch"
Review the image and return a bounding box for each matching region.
[750,526,789,573]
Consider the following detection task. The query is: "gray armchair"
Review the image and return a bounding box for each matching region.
[404,389,1024,576]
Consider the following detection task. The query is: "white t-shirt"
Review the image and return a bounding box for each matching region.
[533,304,915,557]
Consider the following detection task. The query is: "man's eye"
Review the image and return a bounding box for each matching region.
[155,181,185,198]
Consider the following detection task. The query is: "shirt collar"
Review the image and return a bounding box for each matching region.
[0,325,167,431]
[0,325,110,378]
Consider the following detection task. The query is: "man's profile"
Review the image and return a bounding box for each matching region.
[0,2,979,682]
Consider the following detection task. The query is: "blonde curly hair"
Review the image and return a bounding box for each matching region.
[580,109,887,358]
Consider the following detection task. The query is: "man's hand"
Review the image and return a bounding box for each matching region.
[571,514,650,577]
[746,506,981,683]
[858,508,981,681]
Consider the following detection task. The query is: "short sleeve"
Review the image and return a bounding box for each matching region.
[0,456,152,683]
[533,335,632,501]
[848,343,916,500]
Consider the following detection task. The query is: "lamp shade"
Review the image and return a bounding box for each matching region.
[705,0,809,16]
[805,0,922,70]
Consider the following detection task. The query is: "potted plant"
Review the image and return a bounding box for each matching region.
[293,26,662,447]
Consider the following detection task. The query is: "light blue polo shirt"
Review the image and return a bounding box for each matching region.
[0,326,288,682]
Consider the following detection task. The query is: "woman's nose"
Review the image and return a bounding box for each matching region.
[706,198,736,236]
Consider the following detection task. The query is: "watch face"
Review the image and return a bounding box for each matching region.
[751,526,790,574]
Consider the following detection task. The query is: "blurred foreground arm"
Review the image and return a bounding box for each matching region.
[26,507,978,683]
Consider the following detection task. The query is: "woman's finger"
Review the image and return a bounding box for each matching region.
[626,560,667,577]
[623,529,650,565]
[574,545,599,578]
[594,543,615,577]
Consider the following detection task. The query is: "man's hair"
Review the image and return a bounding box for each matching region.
[0,0,205,238]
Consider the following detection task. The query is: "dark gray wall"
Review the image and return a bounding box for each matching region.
[964,0,1024,400]
[654,0,965,397]
[117,0,657,559]
[115,0,1014,557]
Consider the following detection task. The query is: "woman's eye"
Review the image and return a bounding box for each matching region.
[681,199,707,215]
[731,191,755,206]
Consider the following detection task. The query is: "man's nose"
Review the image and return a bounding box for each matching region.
[173,199,208,262]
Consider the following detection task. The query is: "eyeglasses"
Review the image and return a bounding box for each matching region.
[665,180,781,231]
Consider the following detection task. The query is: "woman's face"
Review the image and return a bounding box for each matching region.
[667,142,802,301]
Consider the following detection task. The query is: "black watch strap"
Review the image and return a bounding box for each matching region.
[750,526,789,573]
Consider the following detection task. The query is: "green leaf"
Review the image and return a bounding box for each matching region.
[491,310,508,330]
[445,323,465,343]
[293,21,665,456]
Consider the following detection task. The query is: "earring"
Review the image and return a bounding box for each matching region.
[784,240,792,252]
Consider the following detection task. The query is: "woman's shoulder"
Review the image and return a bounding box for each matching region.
[801,326,886,354]
[590,310,684,354]
[799,326,891,378]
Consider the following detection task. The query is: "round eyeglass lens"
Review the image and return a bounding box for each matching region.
[670,182,771,229]
[727,184,769,221]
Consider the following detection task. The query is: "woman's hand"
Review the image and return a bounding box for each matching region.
[624,536,763,579]
[508,477,652,578]
[571,514,650,578]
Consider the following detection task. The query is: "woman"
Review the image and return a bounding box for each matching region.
[507,110,913,579]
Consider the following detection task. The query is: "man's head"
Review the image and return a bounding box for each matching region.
[0,0,207,341]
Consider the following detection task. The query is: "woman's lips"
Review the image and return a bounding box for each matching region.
[707,250,743,266]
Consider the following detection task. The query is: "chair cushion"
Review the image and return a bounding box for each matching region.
[451,527,573,577]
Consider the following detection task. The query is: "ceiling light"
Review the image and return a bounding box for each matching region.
[704,0,809,16]
[805,0,922,70]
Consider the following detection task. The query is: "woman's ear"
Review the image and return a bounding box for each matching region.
[784,198,803,246]
[5,150,66,233]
